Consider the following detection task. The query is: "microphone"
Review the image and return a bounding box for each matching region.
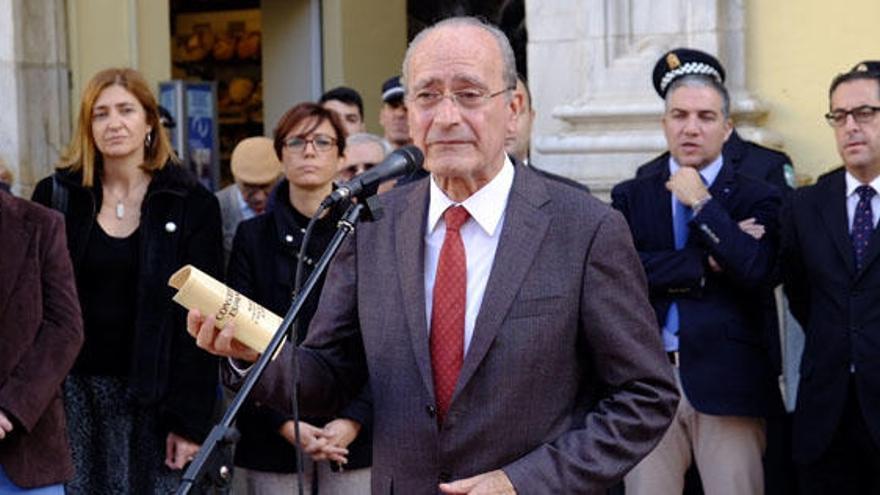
[321,145,424,207]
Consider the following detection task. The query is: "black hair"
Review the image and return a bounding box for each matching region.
[320,86,364,119]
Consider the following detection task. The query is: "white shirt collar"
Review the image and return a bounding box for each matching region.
[844,170,880,197]
[668,154,724,188]
[427,155,515,236]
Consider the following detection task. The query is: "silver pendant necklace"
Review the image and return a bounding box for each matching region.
[116,200,125,219]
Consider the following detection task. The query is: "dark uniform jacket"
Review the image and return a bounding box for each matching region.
[612,158,783,417]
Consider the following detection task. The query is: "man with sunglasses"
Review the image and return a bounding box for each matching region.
[781,61,880,494]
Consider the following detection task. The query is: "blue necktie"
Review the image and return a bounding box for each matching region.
[852,185,876,271]
[664,199,692,343]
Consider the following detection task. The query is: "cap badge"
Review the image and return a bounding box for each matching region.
[667,53,681,70]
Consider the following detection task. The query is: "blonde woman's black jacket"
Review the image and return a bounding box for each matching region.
[32,164,222,442]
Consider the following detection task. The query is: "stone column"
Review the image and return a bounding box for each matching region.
[0,0,70,196]
[526,0,781,199]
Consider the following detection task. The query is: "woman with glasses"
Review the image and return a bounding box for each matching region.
[31,67,223,493]
[227,102,372,494]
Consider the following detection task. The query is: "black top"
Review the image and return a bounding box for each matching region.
[31,164,223,442]
[74,224,140,376]
[228,180,373,472]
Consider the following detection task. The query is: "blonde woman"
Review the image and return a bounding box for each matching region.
[32,68,223,494]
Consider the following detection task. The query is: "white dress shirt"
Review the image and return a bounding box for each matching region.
[424,156,515,355]
[845,171,880,231]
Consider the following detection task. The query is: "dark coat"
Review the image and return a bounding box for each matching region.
[0,190,83,488]
[32,164,222,442]
[637,129,794,194]
[234,165,678,494]
[227,180,372,472]
[612,158,784,417]
[782,167,880,463]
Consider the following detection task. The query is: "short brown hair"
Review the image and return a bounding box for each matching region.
[59,68,178,187]
[273,102,346,160]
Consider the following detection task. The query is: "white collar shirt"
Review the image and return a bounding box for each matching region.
[844,171,880,231]
[424,155,515,355]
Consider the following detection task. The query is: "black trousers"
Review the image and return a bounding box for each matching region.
[797,377,880,495]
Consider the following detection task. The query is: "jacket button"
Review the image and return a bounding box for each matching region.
[439,471,452,483]
[426,405,437,418]
[165,221,177,233]
[285,234,294,243]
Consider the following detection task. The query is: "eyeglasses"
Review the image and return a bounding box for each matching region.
[407,87,514,112]
[338,162,376,181]
[285,134,337,153]
[825,105,880,127]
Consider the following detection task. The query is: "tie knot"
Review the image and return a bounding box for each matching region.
[444,205,470,232]
[857,185,876,201]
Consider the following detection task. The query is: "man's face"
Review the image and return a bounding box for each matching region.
[505,78,533,162]
[379,99,410,147]
[237,180,275,213]
[406,24,519,183]
[322,99,365,137]
[662,84,732,169]
[337,141,385,182]
[830,78,880,179]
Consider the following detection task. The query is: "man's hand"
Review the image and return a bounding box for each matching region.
[0,410,13,440]
[738,217,765,240]
[186,309,259,362]
[439,470,516,495]
[666,167,710,207]
[165,432,199,470]
[279,420,349,464]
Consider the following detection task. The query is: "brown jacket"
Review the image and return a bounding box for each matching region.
[0,190,83,488]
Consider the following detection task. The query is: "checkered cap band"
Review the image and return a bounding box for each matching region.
[660,62,723,94]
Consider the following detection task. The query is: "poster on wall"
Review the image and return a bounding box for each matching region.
[185,82,220,191]
[158,81,184,157]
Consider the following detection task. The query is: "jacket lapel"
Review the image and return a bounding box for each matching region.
[395,180,435,398]
[650,168,675,248]
[454,168,551,398]
[817,174,856,274]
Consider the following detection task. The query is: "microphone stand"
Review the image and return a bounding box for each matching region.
[177,200,372,494]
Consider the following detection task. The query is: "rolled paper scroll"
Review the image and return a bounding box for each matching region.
[169,264,281,355]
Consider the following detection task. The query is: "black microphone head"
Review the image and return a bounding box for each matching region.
[395,145,424,175]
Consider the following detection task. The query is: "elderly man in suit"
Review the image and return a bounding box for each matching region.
[612,51,783,494]
[781,62,880,494]
[189,16,677,494]
[0,189,83,493]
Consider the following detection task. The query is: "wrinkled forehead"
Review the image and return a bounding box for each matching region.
[407,26,504,89]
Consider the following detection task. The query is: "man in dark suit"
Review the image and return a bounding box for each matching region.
[0,189,83,492]
[781,62,880,494]
[190,16,678,494]
[612,51,782,494]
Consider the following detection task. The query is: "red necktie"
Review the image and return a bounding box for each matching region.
[430,205,469,423]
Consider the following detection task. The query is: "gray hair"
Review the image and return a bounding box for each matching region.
[345,132,390,156]
[401,17,517,95]
[665,74,731,119]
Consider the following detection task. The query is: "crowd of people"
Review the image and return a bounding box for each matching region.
[2,13,880,495]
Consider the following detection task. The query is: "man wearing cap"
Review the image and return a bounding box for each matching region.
[321,86,367,138]
[612,49,783,494]
[215,136,282,269]
[379,76,412,150]
[637,48,795,196]
[780,62,880,494]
